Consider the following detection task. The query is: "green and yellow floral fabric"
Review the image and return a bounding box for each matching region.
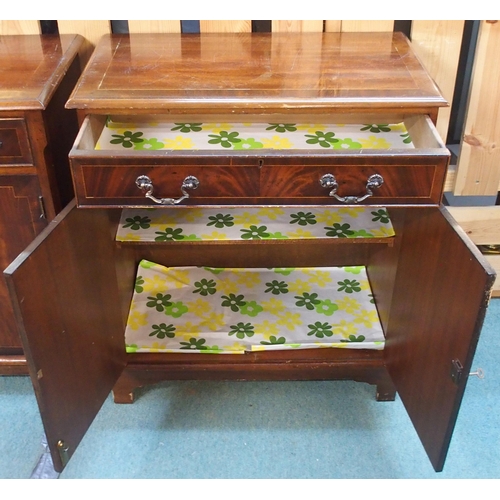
[125,261,385,354]
[116,207,395,242]
[96,118,414,151]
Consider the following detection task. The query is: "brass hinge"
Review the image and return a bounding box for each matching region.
[478,244,500,255]
[451,359,464,385]
[38,196,47,219]
[57,440,70,468]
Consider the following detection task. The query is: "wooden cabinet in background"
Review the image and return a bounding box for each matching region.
[0,34,84,374]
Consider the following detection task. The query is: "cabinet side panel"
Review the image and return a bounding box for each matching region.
[4,203,126,472]
[42,55,81,212]
[385,206,495,471]
[366,208,405,335]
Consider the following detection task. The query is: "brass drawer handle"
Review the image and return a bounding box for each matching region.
[320,173,384,204]
[135,175,199,205]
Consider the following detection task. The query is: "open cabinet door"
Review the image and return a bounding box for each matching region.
[4,201,127,472]
[385,206,495,472]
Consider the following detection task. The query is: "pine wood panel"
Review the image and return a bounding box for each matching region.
[411,21,464,142]
[444,165,456,192]
[341,21,394,32]
[0,20,40,35]
[447,206,500,245]
[128,21,181,33]
[199,20,251,32]
[454,20,500,196]
[57,20,111,68]
[325,21,341,32]
[272,20,324,32]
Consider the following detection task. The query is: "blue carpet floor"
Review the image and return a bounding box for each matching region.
[1,299,499,480]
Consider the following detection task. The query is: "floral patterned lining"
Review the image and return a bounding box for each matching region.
[113,121,398,354]
[116,207,395,242]
[125,261,385,354]
[96,118,414,151]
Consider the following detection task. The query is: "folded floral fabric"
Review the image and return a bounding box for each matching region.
[116,206,395,242]
[124,261,385,354]
[96,119,414,151]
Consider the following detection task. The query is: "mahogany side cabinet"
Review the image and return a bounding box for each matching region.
[0,34,84,374]
[4,32,496,473]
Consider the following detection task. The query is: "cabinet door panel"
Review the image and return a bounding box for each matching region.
[0,119,32,165]
[3,202,126,472]
[386,207,495,471]
[0,176,46,349]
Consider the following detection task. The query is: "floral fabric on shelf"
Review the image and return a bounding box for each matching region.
[125,261,385,354]
[96,118,414,151]
[116,206,395,242]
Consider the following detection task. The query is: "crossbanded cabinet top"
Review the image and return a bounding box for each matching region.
[66,32,447,113]
[0,34,83,110]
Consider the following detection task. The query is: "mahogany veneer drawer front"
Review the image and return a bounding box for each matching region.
[73,159,446,207]
[0,118,32,165]
[75,162,260,205]
[260,160,445,203]
[70,114,449,207]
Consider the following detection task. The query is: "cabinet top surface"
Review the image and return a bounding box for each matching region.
[0,34,83,111]
[67,32,447,113]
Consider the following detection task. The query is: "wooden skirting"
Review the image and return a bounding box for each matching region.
[0,355,28,375]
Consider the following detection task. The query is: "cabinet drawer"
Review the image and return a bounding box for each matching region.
[70,114,449,207]
[0,119,32,166]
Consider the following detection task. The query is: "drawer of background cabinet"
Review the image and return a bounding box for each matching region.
[69,114,450,207]
[0,118,33,166]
